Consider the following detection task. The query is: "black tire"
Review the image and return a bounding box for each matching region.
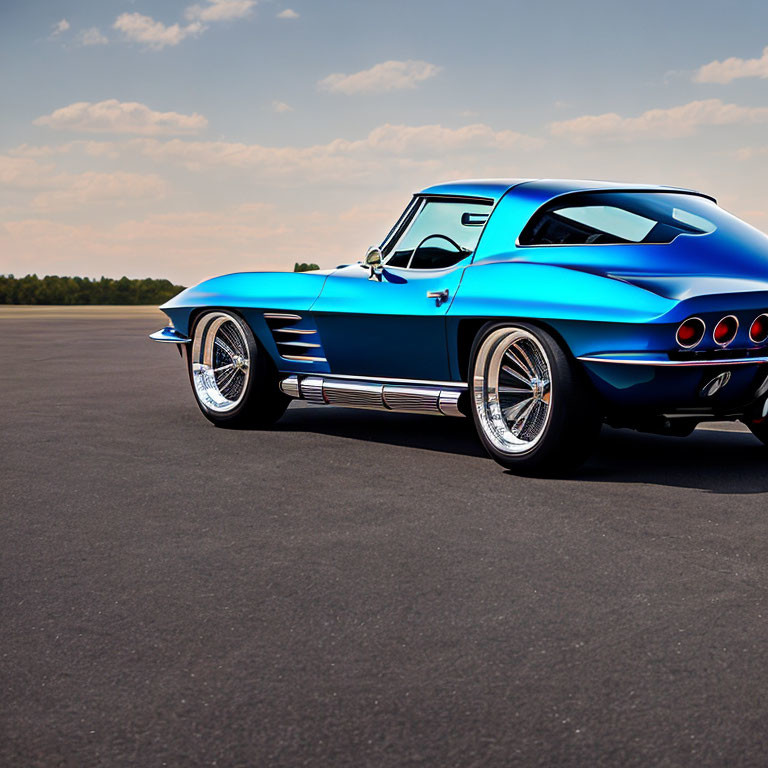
[744,418,768,447]
[469,321,601,475]
[187,310,289,429]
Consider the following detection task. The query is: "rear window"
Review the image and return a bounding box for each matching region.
[519,192,717,246]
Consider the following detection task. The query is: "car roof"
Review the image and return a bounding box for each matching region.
[417,178,715,204]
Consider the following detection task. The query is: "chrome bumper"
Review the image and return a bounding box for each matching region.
[578,353,768,367]
[149,326,190,344]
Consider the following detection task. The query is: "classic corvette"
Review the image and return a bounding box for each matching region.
[151,178,768,474]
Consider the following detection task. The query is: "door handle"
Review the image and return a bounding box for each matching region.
[426,289,449,306]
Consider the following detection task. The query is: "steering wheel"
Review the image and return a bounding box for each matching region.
[410,234,467,264]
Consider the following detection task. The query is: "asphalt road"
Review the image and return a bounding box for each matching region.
[3,308,768,767]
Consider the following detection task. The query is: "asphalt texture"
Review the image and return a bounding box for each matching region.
[3,307,768,768]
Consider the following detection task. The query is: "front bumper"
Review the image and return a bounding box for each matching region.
[149,326,191,344]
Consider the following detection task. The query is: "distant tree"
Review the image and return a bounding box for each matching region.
[294,262,320,272]
[0,274,186,305]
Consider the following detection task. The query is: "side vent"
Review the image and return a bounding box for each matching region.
[263,312,327,363]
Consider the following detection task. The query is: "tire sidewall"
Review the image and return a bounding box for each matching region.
[469,320,592,471]
[188,310,260,425]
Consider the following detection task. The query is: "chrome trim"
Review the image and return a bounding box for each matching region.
[700,371,732,397]
[713,315,739,348]
[749,313,768,344]
[264,312,302,321]
[280,374,300,398]
[438,388,464,417]
[676,317,706,349]
[274,328,318,335]
[304,372,468,389]
[276,340,323,349]
[149,326,191,344]
[579,354,768,367]
[299,376,325,403]
[281,354,327,362]
[280,373,466,417]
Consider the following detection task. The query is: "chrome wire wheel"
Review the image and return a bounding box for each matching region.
[191,312,251,413]
[473,327,553,455]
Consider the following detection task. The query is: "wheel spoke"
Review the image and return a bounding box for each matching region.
[501,363,533,389]
[214,336,237,361]
[503,396,534,422]
[509,341,537,380]
[510,399,536,435]
[497,385,533,395]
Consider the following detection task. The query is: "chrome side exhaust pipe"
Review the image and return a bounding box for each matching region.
[279,374,465,417]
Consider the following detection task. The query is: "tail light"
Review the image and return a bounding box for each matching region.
[713,315,739,347]
[749,314,768,344]
[676,317,705,348]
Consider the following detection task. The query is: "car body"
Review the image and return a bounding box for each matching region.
[151,178,768,473]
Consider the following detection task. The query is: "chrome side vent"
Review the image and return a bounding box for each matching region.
[264,312,327,363]
[279,374,466,417]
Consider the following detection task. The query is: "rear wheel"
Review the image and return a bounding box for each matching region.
[188,310,289,428]
[745,418,768,447]
[469,322,601,475]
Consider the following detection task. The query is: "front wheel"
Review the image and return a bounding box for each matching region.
[469,322,601,475]
[188,310,289,428]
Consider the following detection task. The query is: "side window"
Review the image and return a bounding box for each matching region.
[383,198,492,269]
[519,192,717,246]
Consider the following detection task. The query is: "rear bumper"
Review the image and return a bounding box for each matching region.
[577,352,768,367]
[149,326,191,344]
[579,352,768,413]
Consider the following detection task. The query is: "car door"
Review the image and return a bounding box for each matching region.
[310,196,492,380]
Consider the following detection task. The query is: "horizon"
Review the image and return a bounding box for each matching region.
[3,0,768,286]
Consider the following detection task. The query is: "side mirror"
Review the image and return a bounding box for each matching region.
[364,246,384,280]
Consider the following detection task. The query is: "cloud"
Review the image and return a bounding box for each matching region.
[51,19,70,37]
[77,27,108,46]
[0,154,166,210]
[277,9,299,19]
[695,47,768,84]
[271,101,293,113]
[33,100,208,136]
[32,172,166,210]
[129,121,536,177]
[319,60,441,94]
[185,0,257,22]
[113,12,203,49]
[550,99,768,143]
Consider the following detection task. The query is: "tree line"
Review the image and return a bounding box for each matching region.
[0,274,186,305]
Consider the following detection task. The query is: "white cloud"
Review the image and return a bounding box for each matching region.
[277,9,299,19]
[33,100,208,136]
[271,100,293,113]
[319,60,441,94]
[695,47,768,84]
[185,0,257,22]
[0,154,166,210]
[32,172,166,210]
[78,27,108,46]
[550,99,768,143]
[51,19,70,36]
[127,121,540,183]
[113,12,203,50]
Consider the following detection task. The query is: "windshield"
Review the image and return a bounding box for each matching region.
[384,198,492,269]
[519,192,719,246]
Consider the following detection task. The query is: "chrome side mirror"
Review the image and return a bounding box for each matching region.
[364,246,384,281]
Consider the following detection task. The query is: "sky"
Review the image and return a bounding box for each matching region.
[3,0,768,285]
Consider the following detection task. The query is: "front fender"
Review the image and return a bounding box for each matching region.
[159,270,330,336]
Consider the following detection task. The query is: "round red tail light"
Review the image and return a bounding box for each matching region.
[750,313,768,344]
[713,315,739,347]
[676,317,705,348]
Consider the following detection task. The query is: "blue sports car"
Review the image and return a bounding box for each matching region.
[151,179,768,474]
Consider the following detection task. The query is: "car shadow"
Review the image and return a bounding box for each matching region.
[279,403,768,494]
